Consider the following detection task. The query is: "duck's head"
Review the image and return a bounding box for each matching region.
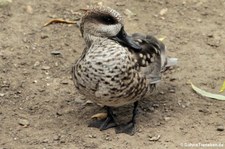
[80,6,141,51]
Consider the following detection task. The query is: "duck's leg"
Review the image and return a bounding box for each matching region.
[115,101,138,135]
[88,106,118,131]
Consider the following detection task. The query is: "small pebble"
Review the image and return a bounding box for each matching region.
[41,66,50,70]
[217,125,224,131]
[42,139,49,143]
[18,118,30,127]
[152,104,159,108]
[74,98,85,104]
[41,35,49,39]
[97,2,103,6]
[33,61,40,67]
[181,105,186,108]
[51,51,62,56]
[53,134,61,141]
[159,8,168,16]
[197,18,202,22]
[148,135,161,141]
[88,134,96,138]
[61,80,69,85]
[164,116,171,121]
[138,129,142,133]
[149,107,155,112]
[56,111,63,116]
[55,62,59,66]
[198,109,210,113]
[26,5,33,14]
[170,78,176,81]
[84,100,94,105]
[159,91,165,95]
[116,2,125,6]
[105,137,111,141]
[60,139,65,143]
[124,9,136,17]
[38,88,45,92]
[169,88,175,93]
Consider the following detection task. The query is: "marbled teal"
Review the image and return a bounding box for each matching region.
[72,6,177,134]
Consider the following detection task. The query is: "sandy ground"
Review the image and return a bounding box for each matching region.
[0,0,225,148]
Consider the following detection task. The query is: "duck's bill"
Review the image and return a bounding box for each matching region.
[112,28,142,52]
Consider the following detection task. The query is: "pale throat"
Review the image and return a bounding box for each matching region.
[83,32,108,49]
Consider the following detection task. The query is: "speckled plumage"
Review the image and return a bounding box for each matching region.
[72,6,175,107]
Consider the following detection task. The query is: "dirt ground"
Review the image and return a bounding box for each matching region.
[0,0,225,148]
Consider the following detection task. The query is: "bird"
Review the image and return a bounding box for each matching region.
[72,6,177,135]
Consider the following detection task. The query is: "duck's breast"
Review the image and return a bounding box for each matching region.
[73,39,148,107]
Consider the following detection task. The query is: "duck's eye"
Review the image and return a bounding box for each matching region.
[101,16,117,24]
[104,17,112,22]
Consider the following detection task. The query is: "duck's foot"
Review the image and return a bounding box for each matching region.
[115,120,136,135]
[115,101,138,135]
[88,107,118,131]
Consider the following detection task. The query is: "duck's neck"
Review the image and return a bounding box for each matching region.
[83,33,106,48]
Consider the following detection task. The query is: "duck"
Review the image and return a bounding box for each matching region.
[72,6,177,135]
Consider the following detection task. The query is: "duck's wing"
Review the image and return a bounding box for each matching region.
[131,33,177,84]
